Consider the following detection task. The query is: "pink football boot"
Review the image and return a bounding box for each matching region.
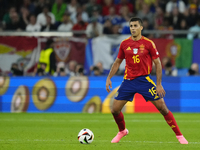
[176,135,188,144]
[111,129,129,143]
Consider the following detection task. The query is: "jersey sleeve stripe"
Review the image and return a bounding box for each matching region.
[143,37,156,49]
[124,68,128,79]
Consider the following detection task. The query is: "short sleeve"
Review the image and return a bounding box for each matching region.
[117,43,125,59]
[149,40,159,60]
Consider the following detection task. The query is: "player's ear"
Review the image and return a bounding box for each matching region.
[140,25,143,31]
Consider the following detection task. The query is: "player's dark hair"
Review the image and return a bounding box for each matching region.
[129,17,143,26]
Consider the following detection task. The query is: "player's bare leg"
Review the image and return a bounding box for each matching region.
[111,99,129,143]
[151,98,188,144]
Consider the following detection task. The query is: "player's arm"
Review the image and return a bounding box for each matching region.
[153,57,166,98]
[106,58,123,92]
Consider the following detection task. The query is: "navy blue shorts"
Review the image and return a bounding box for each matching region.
[115,75,160,101]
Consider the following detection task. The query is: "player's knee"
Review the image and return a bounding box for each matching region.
[158,106,169,116]
[111,109,120,116]
[153,99,169,115]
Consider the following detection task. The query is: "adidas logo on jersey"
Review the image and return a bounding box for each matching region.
[126,47,131,50]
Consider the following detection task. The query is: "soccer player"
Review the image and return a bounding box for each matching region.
[106,17,188,144]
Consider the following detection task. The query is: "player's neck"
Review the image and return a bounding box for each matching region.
[131,35,142,41]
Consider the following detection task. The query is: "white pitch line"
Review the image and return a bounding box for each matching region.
[1,119,200,123]
[121,141,200,144]
[0,139,199,144]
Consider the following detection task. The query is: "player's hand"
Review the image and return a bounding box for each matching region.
[156,84,166,98]
[106,78,112,93]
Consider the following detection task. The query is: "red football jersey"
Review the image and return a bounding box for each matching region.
[117,36,159,80]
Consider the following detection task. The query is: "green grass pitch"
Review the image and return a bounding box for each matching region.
[0,113,200,150]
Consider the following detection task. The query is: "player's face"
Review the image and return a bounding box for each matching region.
[129,21,143,37]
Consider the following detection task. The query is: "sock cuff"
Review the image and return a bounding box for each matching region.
[113,111,122,117]
[164,110,172,117]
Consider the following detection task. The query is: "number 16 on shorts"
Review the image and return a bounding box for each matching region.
[148,87,159,99]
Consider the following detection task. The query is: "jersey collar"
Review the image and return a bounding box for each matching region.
[129,36,144,41]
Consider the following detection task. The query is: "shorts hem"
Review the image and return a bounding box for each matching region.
[115,97,133,102]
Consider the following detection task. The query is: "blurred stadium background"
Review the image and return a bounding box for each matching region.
[0,0,200,113]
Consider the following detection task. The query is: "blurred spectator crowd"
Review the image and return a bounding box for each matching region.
[0,0,200,39]
[0,0,200,77]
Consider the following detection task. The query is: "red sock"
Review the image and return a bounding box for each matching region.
[113,112,125,132]
[164,111,182,136]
